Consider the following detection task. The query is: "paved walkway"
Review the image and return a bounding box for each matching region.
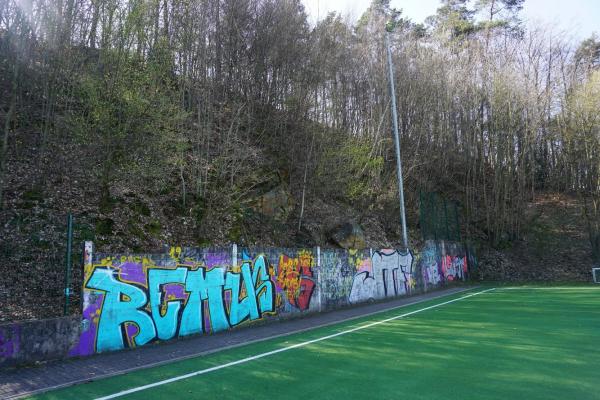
[0,286,471,399]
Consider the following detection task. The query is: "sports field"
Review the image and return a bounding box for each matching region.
[28,287,600,400]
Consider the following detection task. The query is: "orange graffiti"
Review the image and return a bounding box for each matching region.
[277,251,315,311]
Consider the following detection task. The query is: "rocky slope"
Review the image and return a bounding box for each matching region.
[476,193,594,282]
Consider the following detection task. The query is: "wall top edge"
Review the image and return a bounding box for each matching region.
[89,240,466,259]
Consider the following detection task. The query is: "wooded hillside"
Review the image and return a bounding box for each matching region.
[0,0,599,320]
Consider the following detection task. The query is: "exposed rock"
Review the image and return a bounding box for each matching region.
[254,187,294,220]
[329,221,367,249]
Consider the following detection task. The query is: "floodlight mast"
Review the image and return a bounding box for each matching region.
[385,24,409,253]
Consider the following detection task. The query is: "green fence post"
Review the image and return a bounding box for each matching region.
[64,213,73,316]
[455,202,461,242]
[443,197,450,241]
[419,190,425,240]
[429,192,440,241]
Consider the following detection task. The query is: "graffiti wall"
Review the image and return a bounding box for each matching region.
[319,249,358,310]
[71,246,323,355]
[0,317,82,368]
[419,241,468,290]
[0,240,470,367]
[348,249,414,304]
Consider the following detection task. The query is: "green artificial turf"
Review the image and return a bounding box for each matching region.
[29,287,600,400]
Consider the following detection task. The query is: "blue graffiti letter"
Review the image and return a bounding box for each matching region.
[86,268,156,352]
[225,262,259,325]
[252,255,275,314]
[148,268,187,340]
[204,268,230,332]
[179,269,206,337]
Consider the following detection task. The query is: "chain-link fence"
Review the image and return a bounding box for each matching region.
[583,199,600,268]
[419,191,461,242]
[0,212,90,323]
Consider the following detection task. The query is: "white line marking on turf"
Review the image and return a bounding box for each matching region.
[95,288,496,400]
[5,288,473,400]
[500,287,600,290]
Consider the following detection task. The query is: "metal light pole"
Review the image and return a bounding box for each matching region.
[385,27,409,252]
[64,212,73,315]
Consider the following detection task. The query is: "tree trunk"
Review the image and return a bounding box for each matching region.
[0,60,18,210]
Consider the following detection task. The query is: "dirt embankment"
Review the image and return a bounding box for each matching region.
[476,193,594,282]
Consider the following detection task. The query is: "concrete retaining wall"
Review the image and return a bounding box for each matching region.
[0,316,82,368]
[0,240,469,368]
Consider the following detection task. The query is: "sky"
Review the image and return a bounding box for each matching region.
[301,0,600,40]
